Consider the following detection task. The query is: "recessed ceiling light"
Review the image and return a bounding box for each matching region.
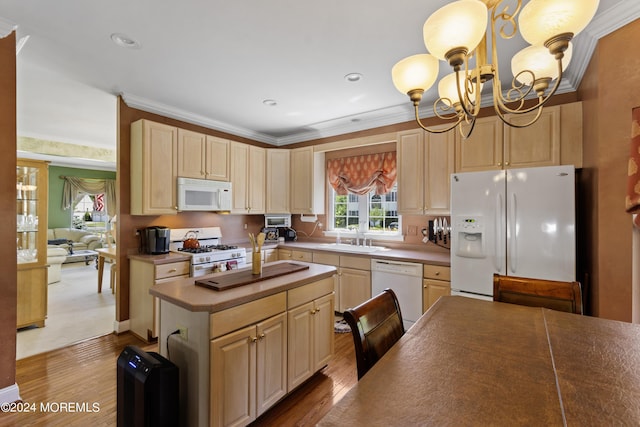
[263,99,277,107]
[344,73,363,82]
[110,33,141,49]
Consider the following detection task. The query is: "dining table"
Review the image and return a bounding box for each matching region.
[318,295,640,426]
[95,246,116,293]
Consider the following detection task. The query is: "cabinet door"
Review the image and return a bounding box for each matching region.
[211,324,257,427]
[339,267,371,312]
[248,145,266,214]
[278,249,292,261]
[256,313,287,416]
[424,130,455,214]
[397,129,424,214]
[131,120,178,215]
[287,301,314,391]
[266,149,290,213]
[230,142,250,213]
[290,147,325,214]
[504,106,560,169]
[455,116,504,172]
[263,249,278,263]
[205,136,230,181]
[16,266,47,329]
[312,293,335,371]
[423,279,451,312]
[177,129,206,179]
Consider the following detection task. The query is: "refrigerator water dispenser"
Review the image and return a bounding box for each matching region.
[454,216,485,258]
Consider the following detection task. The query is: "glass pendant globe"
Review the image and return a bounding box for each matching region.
[423,0,488,61]
[392,54,440,94]
[511,43,573,85]
[519,0,600,46]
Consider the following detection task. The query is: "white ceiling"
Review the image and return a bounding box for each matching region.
[1,0,639,161]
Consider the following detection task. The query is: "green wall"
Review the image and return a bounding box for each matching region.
[48,166,116,229]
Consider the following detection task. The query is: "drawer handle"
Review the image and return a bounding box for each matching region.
[168,268,177,273]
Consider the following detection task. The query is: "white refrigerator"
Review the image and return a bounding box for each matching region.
[450,165,576,300]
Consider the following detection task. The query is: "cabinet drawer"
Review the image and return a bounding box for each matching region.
[313,252,339,266]
[210,292,287,339]
[423,264,450,281]
[288,277,335,309]
[340,255,370,270]
[156,261,190,279]
[291,250,312,262]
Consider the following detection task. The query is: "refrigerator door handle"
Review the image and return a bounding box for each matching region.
[509,192,517,274]
[495,193,503,272]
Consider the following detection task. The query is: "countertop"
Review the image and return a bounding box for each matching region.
[251,240,451,266]
[128,251,191,264]
[149,261,336,313]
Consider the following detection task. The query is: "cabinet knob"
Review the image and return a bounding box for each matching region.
[311,308,318,315]
[505,161,510,166]
[497,162,502,166]
[250,336,258,343]
[435,271,440,276]
[259,333,266,340]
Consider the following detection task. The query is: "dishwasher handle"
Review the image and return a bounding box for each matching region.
[371,259,422,276]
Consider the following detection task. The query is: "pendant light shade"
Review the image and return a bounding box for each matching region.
[519,0,600,46]
[423,0,488,61]
[511,43,573,85]
[391,54,440,95]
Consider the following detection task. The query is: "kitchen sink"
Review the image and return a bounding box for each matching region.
[315,243,389,253]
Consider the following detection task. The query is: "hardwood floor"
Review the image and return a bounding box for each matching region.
[2,331,357,426]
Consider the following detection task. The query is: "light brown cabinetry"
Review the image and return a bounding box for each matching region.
[278,248,312,262]
[230,142,266,214]
[17,159,49,329]
[455,102,582,172]
[177,129,230,181]
[266,149,290,213]
[129,258,189,341]
[263,248,278,263]
[397,128,454,215]
[312,252,371,312]
[287,278,335,391]
[131,119,178,215]
[290,146,325,214]
[423,264,451,312]
[210,312,287,426]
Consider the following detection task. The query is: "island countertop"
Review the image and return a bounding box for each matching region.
[149,260,337,313]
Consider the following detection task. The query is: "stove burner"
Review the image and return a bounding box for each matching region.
[206,244,238,250]
[177,247,210,254]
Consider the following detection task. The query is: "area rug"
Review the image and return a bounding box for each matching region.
[334,318,351,334]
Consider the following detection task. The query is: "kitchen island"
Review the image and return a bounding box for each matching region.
[150,261,337,427]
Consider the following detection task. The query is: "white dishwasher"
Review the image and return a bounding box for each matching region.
[371,259,423,330]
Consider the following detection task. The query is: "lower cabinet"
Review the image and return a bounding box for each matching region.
[210,312,287,426]
[129,258,190,341]
[17,265,48,329]
[423,264,451,312]
[312,252,371,313]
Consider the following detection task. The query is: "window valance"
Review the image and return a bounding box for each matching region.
[327,151,397,196]
[61,176,117,218]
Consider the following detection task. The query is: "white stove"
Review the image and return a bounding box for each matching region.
[169,227,247,277]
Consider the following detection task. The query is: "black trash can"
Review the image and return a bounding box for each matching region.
[117,345,178,427]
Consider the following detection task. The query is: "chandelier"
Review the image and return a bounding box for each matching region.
[391,0,600,138]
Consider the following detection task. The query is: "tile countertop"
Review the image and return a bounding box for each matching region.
[250,240,451,266]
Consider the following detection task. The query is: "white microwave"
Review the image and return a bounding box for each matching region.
[177,177,232,212]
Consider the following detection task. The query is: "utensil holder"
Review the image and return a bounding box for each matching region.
[252,251,262,275]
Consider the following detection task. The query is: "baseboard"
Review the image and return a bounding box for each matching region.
[0,383,21,404]
[113,319,130,334]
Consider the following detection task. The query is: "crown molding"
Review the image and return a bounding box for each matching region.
[0,16,16,38]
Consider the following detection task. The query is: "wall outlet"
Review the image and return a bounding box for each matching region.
[178,327,188,341]
[243,223,248,230]
[318,222,323,229]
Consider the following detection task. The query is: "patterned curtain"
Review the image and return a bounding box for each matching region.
[327,152,397,196]
[61,177,117,218]
[627,107,640,228]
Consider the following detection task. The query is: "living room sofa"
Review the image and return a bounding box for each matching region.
[47,228,103,252]
[47,247,68,284]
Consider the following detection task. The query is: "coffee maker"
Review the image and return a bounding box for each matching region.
[141,226,170,254]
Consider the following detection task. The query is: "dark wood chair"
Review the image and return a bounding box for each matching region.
[343,288,405,380]
[493,274,583,314]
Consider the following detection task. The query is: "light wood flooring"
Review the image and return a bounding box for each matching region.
[3,330,356,426]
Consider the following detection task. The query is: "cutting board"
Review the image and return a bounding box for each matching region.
[195,262,310,291]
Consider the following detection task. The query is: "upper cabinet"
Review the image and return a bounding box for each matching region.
[397,128,454,215]
[230,142,266,214]
[266,148,290,213]
[455,102,582,172]
[290,146,325,215]
[131,119,178,215]
[177,129,230,181]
